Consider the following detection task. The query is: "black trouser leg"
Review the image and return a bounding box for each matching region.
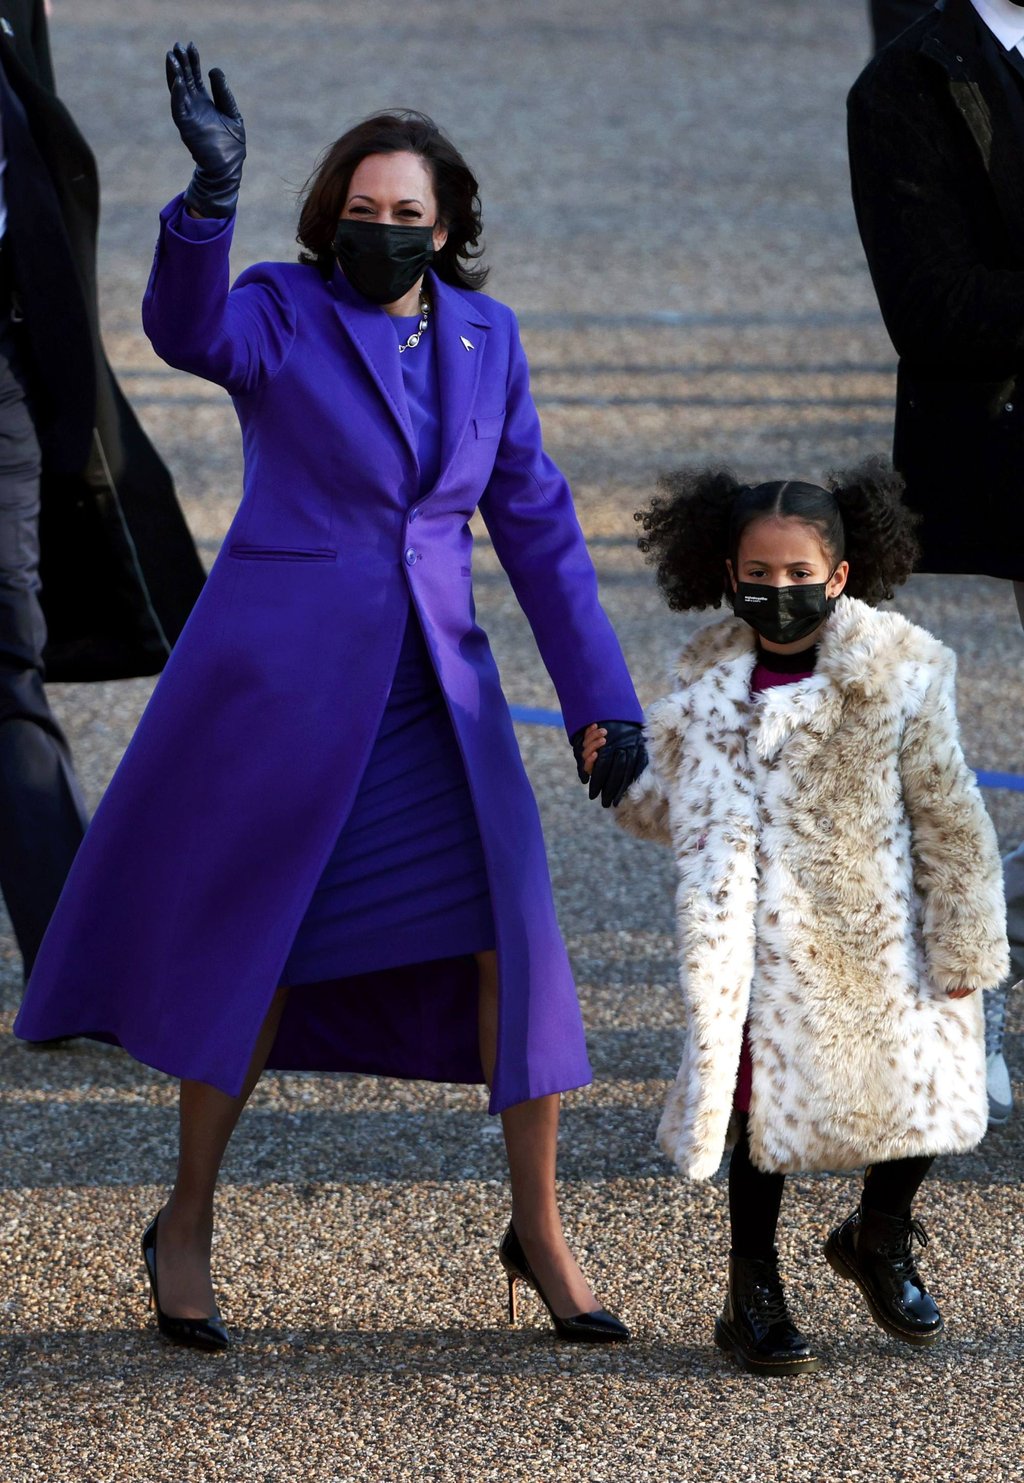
[728,1113,786,1259]
[0,314,87,978]
[861,1155,934,1219]
[0,716,87,974]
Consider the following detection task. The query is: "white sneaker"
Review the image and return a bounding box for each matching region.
[987,1051,1014,1128]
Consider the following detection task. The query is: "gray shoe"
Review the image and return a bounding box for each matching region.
[987,1051,1014,1128]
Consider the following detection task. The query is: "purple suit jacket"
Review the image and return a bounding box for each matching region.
[15,197,642,1112]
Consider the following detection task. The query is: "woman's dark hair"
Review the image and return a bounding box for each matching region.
[296,109,487,289]
[634,455,920,611]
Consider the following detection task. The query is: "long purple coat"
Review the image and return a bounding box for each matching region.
[14,197,641,1113]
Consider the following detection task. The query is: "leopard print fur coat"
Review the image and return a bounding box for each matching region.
[616,596,1009,1179]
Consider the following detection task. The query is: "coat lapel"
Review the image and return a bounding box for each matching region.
[429,274,491,493]
[685,647,755,740]
[924,0,1024,253]
[327,269,418,467]
[752,674,841,763]
[324,270,493,491]
[681,611,851,767]
[751,598,883,763]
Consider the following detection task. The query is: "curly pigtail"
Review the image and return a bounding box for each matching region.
[825,455,920,604]
[634,467,746,611]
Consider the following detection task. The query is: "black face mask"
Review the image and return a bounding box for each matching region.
[732,581,837,646]
[332,220,435,305]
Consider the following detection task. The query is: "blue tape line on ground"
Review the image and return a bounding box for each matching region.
[509,704,564,728]
[509,705,1024,793]
[975,769,1024,794]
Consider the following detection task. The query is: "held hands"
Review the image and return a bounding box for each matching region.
[571,720,647,808]
[165,41,246,219]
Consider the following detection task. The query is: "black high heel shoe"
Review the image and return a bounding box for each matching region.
[141,1213,231,1351]
[499,1224,630,1343]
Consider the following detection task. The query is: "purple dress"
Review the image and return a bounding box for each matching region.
[282,313,495,984]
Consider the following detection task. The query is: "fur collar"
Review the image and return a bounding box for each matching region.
[672,597,948,764]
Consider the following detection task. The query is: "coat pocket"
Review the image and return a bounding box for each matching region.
[473,413,506,439]
[228,544,338,562]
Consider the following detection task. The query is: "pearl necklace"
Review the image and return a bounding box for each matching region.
[397,293,430,353]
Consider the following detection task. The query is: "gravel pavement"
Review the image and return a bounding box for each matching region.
[1,2,1022,1480]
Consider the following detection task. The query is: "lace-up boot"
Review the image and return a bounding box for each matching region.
[825,1202,943,1346]
[714,1251,822,1376]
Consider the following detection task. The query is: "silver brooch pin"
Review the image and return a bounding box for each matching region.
[460,336,474,351]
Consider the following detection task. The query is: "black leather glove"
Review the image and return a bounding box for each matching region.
[165,41,246,219]
[570,720,648,808]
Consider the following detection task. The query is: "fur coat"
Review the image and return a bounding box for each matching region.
[617,598,1009,1179]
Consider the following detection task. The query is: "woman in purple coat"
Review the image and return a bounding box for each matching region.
[14,44,646,1351]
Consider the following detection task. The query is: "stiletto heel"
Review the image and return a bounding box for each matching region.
[141,1212,231,1352]
[498,1223,630,1344]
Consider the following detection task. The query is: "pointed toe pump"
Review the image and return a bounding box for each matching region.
[499,1224,630,1344]
[141,1213,231,1352]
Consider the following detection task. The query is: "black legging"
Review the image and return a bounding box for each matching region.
[728,1113,934,1260]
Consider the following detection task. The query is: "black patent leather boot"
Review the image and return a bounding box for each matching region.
[824,1202,943,1346]
[714,1251,822,1376]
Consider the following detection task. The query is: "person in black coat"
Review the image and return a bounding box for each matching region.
[847,0,1023,1124]
[0,1,205,979]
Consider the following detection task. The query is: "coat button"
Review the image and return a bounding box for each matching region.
[1006,403,1014,413]
[405,547,417,566]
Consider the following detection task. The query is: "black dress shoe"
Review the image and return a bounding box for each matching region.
[141,1213,231,1352]
[714,1251,822,1376]
[824,1203,943,1346]
[499,1224,630,1343]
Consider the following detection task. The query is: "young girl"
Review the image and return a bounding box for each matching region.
[583,460,1009,1375]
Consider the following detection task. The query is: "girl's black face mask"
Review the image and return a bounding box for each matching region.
[732,580,837,646]
[332,220,435,305]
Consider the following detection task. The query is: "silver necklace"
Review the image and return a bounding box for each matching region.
[397,294,430,353]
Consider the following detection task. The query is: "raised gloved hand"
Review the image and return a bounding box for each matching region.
[165,41,246,219]
[570,720,648,808]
